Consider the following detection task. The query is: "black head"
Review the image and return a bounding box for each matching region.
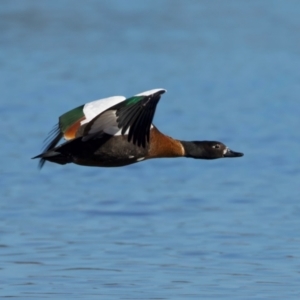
[181,141,244,159]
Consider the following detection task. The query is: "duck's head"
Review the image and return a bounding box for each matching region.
[181,141,244,159]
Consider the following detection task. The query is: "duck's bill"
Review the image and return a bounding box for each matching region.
[224,148,244,158]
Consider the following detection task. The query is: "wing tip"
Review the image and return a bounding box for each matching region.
[135,88,166,97]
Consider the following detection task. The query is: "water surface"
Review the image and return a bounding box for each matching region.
[1,1,300,299]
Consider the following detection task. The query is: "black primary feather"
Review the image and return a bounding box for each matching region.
[115,90,164,147]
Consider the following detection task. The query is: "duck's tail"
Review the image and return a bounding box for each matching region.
[32,150,72,168]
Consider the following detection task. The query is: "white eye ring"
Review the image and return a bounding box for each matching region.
[212,144,220,149]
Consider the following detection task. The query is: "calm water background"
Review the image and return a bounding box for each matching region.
[1,0,300,299]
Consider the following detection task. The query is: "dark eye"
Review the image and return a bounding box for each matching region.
[212,144,220,149]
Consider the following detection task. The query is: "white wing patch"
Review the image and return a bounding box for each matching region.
[87,110,119,135]
[85,110,130,138]
[81,96,126,125]
[135,88,166,97]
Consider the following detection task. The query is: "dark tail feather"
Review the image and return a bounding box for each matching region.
[36,124,63,169]
[32,149,72,167]
[38,157,47,169]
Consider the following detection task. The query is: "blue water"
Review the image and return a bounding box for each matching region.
[1,0,300,299]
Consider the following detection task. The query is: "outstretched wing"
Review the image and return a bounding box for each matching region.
[82,89,166,147]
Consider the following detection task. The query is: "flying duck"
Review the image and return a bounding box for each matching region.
[33,89,243,168]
